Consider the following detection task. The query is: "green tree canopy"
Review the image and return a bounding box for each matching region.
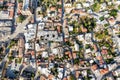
[109,9,118,17]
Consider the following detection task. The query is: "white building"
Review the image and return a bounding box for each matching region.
[52,47,64,55]
[77,34,84,41]
[74,41,79,51]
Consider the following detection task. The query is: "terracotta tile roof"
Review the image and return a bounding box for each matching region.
[96,56,102,60]
[9,10,14,18]
[19,48,23,57]
[64,38,69,42]
[58,8,62,13]
[99,60,104,65]
[93,44,97,51]
[0,0,3,2]
[81,26,87,32]
[108,17,116,25]
[73,52,77,59]
[100,68,108,75]
[65,51,70,55]
[40,75,46,80]
[101,49,108,54]
[74,64,79,70]
[91,64,98,70]
[75,71,79,78]
[18,38,24,48]
[50,6,56,11]
[31,51,34,55]
[69,53,72,59]
[48,74,54,80]
[80,60,85,65]
[63,77,68,80]
[57,26,61,33]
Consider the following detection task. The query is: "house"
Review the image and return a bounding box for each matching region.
[25,42,34,49]
[76,3,82,9]
[85,49,91,53]
[73,52,77,59]
[68,25,73,32]
[77,34,84,41]
[0,0,3,5]
[51,47,64,55]
[65,3,73,13]
[101,49,108,55]
[18,37,25,57]
[113,24,120,34]
[50,6,56,11]
[35,43,40,51]
[113,68,120,76]
[48,74,55,80]
[18,0,32,15]
[64,2,72,8]
[41,51,48,58]
[81,26,87,33]
[48,11,57,17]
[20,65,36,80]
[114,56,120,63]
[40,75,47,80]
[0,26,11,38]
[115,0,120,5]
[87,9,93,14]
[82,2,90,7]
[100,3,107,10]
[58,68,63,79]
[64,27,69,38]
[85,33,92,43]
[108,17,116,25]
[100,68,108,75]
[38,30,63,42]
[23,0,30,10]
[38,22,45,30]
[74,41,79,51]
[38,67,50,77]
[108,63,117,71]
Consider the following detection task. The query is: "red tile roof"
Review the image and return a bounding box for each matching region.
[101,49,108,54]
[9,10,14,18]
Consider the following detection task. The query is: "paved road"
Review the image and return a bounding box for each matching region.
[0,16,31,41]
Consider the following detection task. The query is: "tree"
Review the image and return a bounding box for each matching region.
[18,0,23,3]
[18,14,26,23]
[70,74,76,80]
[118,5,120,10]
[109,9,118,17]
[80,16,96,32]
[92,3,101,12]
[104,24,110,27]
[74,58,79,64]
[99,16,104,21]
[0,47,3,53]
